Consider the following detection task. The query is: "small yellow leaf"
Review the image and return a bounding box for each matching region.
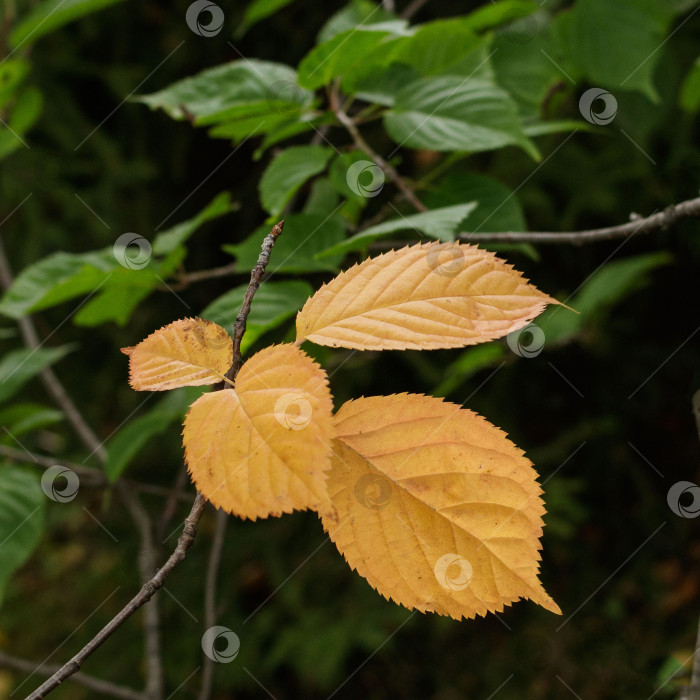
[121,318,233,391]
[295,241,559,351]
[320,394,561,620]
[184,344,334,520]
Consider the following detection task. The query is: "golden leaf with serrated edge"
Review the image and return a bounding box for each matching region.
[184,343,334,520]
[295,241,560,351]
[319,394,561,620]
[121,318,233,391]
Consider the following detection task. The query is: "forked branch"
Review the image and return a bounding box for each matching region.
[25,222,284,699]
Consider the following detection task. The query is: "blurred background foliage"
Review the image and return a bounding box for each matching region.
[1,0,699,698]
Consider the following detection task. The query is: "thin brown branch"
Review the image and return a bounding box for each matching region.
[156,463,190,542]
[0,445,192,501]
[225,220,285,383]
[117,484,163,700]
[0,651,146,700]
[332,104,428,213]
[168,261,238,289]
[0,236,107,463]
[459,198,700,244]
[26,223,285,699]
[401,0,429,20]
[198,510,228,700]
[26,494,207,700]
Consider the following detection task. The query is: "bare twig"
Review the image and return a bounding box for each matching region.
[333,104,428,213]
[197,510,228,700]
[0,445,192,501]
[0,236,107,463]
[401,0,429,20]
[25,221,285,699]
[459,198,700,244]
[117,484,163,700]
[0,651,145,700]
[168,261,237,289]
[156,463,190,542]
[225,220,285,383]
[26,495,207,700]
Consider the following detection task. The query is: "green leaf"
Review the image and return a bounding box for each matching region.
[0,250,116,319]
[0,346,73,404]
[298,28,408,90]
[422,172,525,234]
[492,28,564,117]
[562,0,673,99]
[0,404,63,439]
[458,0,537,33]
[201,280,313,353]
[10,0,127,48]
[153,192,233,255]
[0,59,31,107]
[225,213,346,272]
[318,203,478,258]
[0,465,44,606]
[104,388,200,482]
[237,0,297,37]
[259,145,334,217]
[680,57,700,113]
[317,0,400,43]
[0,88,43,160]
[384,77,537,157]
[137,60,312,125]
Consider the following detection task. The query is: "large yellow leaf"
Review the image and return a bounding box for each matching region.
[121,318,233,390]
[320,394,561,620]
[295,241,559,350]
[184,344,334,520]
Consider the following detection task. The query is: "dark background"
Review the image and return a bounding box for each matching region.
[1,1,699,698]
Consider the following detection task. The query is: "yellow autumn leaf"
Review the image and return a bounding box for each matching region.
[320,394,561,620]
[295,241,560,351]
[121,318,233,390]
[184,343,334,520]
